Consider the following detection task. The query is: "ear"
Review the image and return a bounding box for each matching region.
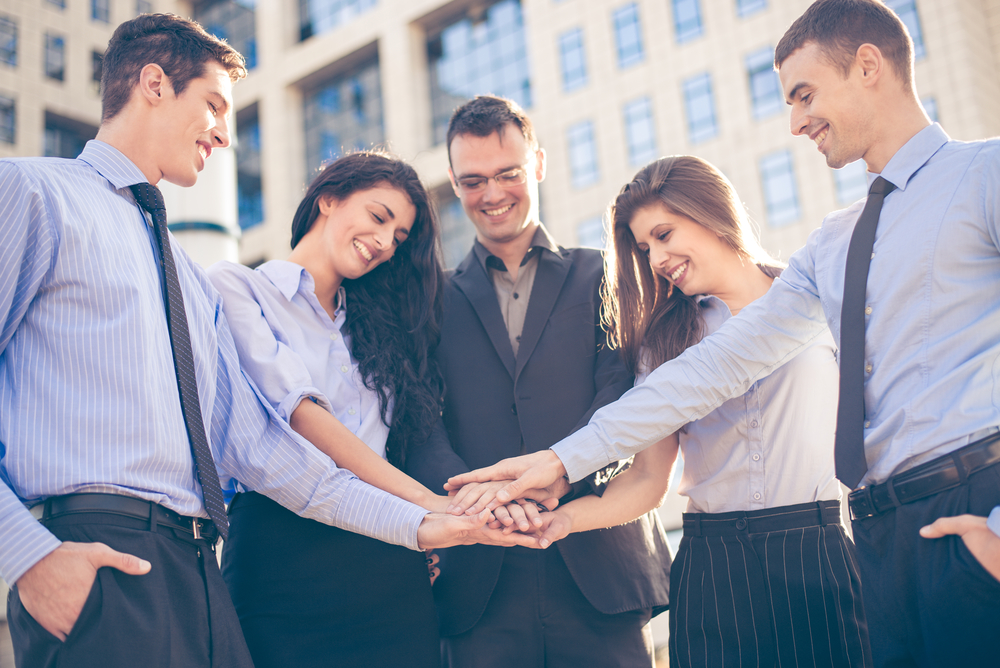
[447,168,461,198]
[317,195,337,217]
[534,148,547,183]
[138,63,170,105]
[854,43,884,88]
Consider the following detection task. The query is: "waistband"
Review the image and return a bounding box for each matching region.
[682,500,843,537]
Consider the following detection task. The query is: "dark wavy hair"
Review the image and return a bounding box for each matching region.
[603,156,782,374]
[290,150,445,469]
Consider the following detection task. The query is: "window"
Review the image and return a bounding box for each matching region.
[434,189,476,269]
[567,120,599,189]
[683,72,717,143]
[833,160,868,205]
[759,150,800,227]
[236,108,263,230]
[0,95,14,144]
[736,0,766,17]
[137,0,153,14]
[885,0,925,60]
[623,97,656,166]
[559,28,587,92]
[613,4,644,68]
[427,0,531,145]
[299,0,376,41]
[44,112,98,158]
[196,0,258,70]
[673,0,702,43]
[746,46,781,120]
[48,0,67,8]
[45,34,65,81]
[921,96,938,123]
[576,216,605,248]
[303,59,383,175]
[1,16,16,66]
[92,0,110,23]
[92,50,103,94]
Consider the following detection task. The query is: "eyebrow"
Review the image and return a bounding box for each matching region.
[456,164,522,179]
[373,201,409,235]
[785,82,808,105]
[210,91,231,116]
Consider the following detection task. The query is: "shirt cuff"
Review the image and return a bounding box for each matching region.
[277,387,332,423]
[0,502,63,585]
[987,506,1000,539]
[551,426,615,484]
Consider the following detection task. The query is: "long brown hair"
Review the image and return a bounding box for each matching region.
[602,156,782,374]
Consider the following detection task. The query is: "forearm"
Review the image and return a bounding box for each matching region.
[290,400,446,512]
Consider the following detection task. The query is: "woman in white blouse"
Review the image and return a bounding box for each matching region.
[531,156,872,667]
[208,151,452,668]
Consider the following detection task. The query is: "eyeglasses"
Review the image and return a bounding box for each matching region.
[455,166,529,193]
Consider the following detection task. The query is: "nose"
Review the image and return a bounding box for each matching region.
[790,105,808,137]
[373,228,393,251]
[481,177,504,202]
[213,114,232,149]
[649,244,670,273]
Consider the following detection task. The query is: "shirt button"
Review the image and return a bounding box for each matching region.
[340,365,349,373]
[330,333,339,341]
[865,363,873,373]
[348,408,356,416]
[753,492,761,500]
[513,292,519,299]
[865,305,872,315]
[865,421,871,429]
[752,453,760,461]
[750,420,759,428]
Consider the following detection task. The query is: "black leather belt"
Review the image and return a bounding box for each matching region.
[683,500,842,537]
[848,431,1000,521]
[30,492,219,543]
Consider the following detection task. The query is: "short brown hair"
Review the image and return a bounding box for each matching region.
[101,13,246,122]
[446,95,537,166]
[775,0,913,84]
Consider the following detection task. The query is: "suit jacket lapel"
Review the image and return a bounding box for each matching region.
[515,248,571,380]
[451,249,517,380]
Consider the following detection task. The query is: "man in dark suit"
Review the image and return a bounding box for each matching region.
[406,95,672,667]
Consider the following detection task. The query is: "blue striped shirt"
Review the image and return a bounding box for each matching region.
[0,141,426,585]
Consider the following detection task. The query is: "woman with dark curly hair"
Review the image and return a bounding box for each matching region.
[208,151,449,668]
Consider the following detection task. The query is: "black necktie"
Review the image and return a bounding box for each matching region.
[131,183,229,540]
[835,176,897,489]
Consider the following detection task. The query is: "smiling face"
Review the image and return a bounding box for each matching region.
[315,185,416,286]
[447,125,545,252]
[150,61,233,187]
[628,204,741,298]
[780,42,875,170]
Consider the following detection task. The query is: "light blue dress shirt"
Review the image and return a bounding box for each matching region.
[554,125,1000,522]
[635,295,841,514]
[208,260,391,458]
[0,142,426,585]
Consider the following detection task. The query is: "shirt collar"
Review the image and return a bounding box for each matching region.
[76,140,151,189]
[258,260,348,315]
[869,123,949,193]
[473,223,561,273]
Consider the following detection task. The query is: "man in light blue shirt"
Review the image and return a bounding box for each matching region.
[449,2,1000,666]
[0,14,520,668]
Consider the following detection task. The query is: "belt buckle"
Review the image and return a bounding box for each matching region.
[191,518,202,541]
[849,486,877,521]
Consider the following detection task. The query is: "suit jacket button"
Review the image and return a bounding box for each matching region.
[511,403,517,415]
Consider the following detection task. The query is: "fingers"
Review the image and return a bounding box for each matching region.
[920,514,985,539]
[518,501,544,529]
[447,463,506,490]
[425,550,440,585]
[492,504,513,526]
[429,565,440,585]
[445,482,483,515]
[500,503,530,534]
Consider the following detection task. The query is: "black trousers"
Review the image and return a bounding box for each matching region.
[669,500,872,668]
[851,460,1000,668]
[221,491,439,668]
[442,546,655,668]
[7,512,252,668]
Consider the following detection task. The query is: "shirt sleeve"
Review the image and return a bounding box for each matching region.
[208,262,333,421]
[0,162,63,584]
[204,285,426,550]
[553,227,831,482]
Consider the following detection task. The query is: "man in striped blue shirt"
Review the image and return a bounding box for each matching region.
[0,14,516,668]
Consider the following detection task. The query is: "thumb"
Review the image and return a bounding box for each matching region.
[538,523,563,549]
[920,514,971,539]
[467,508,491,530]
[89,543,151,575]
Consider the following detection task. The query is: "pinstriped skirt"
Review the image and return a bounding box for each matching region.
[669,501,872,668]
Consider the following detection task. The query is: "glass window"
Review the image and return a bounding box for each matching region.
[92,50,103,94]
[427,0,532,145]
[759,150,800,227]
[613,4,644,68]
[45,34,65,81]
[92,0,110,23]
[434,189,476,269]
[137,0,153,14]
[833,160,868,205]
[673,0,702,43]
[1,16,16,66]
[299,0,376,41]
[736,0,766,17]
[303,59,383,175]
[559,28,587,92]
[236,110,264,230]
[44,113,98,158]
[746,46,781,120]
[623,97,656,166]
[885,0,925,60]
[48,0,67,8]
[576,215,605,248]
[567,120,599,189]
[921,96,938,123]
[196,0,258,70]
[0,95,14,144]
[683,72,717,143]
